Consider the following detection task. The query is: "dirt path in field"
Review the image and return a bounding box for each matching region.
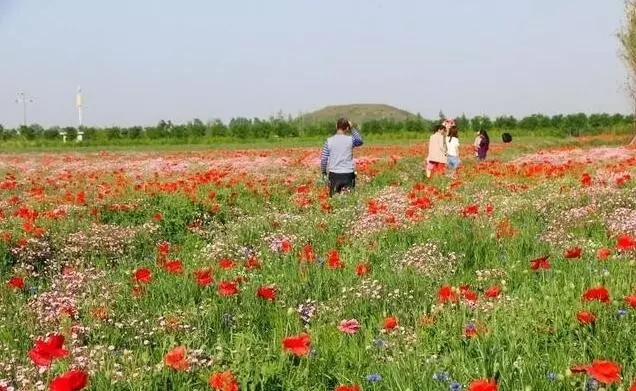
[510,146,636,165]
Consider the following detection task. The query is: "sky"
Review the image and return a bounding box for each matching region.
[0,0,631,127]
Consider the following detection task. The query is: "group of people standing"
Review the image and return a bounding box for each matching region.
[425,118,490,178]
[319,117,490,197]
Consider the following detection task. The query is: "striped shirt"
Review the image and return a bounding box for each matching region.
[320,130,364,174]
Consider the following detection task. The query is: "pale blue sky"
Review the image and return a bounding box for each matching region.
[0,0,630,127]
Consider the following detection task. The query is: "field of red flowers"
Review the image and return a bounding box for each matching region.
[1,138,636,391]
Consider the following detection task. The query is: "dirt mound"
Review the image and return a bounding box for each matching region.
[510,147,635,166]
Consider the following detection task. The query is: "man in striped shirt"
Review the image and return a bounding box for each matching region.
[320,118,364,197]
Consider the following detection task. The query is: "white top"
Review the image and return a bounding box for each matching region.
[446,136,460,157]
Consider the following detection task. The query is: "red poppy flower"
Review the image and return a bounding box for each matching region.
[580,173,592,187]
[156,241,170,256]
[244,255,261,270]
[468,378,497,391]
[617,234,636,251]
[438,285,459,304]
[461,204,479,217]
[484,286,501,299]
[301,244,316,262]
[164,260,183,274]
[280,240,292,253]
[282,333,311,356]
[586,360,621,384]
[576,311,596,325]
[28,334,69,367]
[383,316,398,330]
[462,288,479,302]
[209,370,239,391]
[334,385,360,391]
[7,276,25,290]
[49,369,88,391]
[194,269,213,287]
[257,286,277,301]
[355,263,370,277]
[625,295,636,309]
[530,256,551,270]
[164,345,189,371]
[596,248,612,260]
[133,268,152,284]
[326,249,344,269]
[630,381,636,391]
[218,281,238,296]
[564,247,582,259]
[219,258,235,270]
[582,286,610,304]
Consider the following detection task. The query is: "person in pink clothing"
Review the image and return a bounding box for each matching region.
[425,122,449,178]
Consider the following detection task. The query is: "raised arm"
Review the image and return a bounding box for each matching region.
[320,141,330,174]
[351,129,364,148]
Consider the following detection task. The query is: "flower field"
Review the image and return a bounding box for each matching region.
[1,137,636,391]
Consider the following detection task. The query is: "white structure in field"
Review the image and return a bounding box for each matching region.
[76,86,84,142]
[61,87,84,143]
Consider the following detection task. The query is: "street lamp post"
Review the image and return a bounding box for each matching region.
[15,91,34,127]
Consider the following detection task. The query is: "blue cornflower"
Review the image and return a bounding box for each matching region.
[433,371,450,382]
[373,338,388,348]
[547,372,557,381]
[449,382,463,391]
[617,309,628,318]
[309,348,318,357]
[365,373,382,383]
[317,257,324,266]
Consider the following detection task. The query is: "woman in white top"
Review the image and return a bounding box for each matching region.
[446,126,460,175]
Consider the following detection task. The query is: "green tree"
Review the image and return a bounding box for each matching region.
[188,119,206,138]
[588,113,611,129]
[63,127,78,141]
[619,0,636,142]
[471,115,492,131]
[20,124,42,140]
[43,127,61,140]
[550,115,564,130]
[494,115,518,129]
[209,119,228,137]
[228,117,252,138]
[105,127,121,140]
[519,115,539,131]
[454,114,470,131]
[0,126,17,140]
[128,126,142,139]
[563,113,588,136]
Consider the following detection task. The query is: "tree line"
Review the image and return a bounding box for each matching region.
[0,112,633,143]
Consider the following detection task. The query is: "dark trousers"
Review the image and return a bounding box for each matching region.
[328,172,356,197]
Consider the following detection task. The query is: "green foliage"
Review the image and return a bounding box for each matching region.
[0,110,633,149]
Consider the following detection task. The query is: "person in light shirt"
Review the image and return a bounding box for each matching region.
[320,118,364,196]
[445,126,460,176]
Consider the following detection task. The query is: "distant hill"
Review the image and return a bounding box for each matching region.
[300,104,416,124]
